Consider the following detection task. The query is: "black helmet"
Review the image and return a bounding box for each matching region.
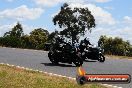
[55,35,64,43]
[84,37,89,42]
[84,37,91,45]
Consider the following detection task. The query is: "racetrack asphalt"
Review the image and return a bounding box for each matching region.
[0,47,131,88]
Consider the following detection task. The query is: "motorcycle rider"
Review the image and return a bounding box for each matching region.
[52,35,64,52]
[80,37,91,50]
[79,37,91,59]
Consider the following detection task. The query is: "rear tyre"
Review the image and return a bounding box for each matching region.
[48,52,58,64]
[98,53,105,62]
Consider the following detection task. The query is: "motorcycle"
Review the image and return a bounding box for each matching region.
[48,40,83,67]
[79,43,105,62]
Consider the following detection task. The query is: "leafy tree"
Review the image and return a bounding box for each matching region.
[4,22,23,38]
[127,46,132,56]
[53,3,95,44]
[47,30,59,43]
[1,22,23,48]
[98,35,132,56]
[1,36,21,47]
[29,28,49,49]
[0,37,3,46]
[21,35,32,48]
[98,35,107,47]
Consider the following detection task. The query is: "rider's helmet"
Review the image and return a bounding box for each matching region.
[55,35,64,43]
[55,35,61,39]
[84,37,91,45]
[84,37,89,42]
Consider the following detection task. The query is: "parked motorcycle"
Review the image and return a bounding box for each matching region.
[48,37,83,66]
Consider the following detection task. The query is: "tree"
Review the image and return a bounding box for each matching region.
[98,35,132,56]
[98,35,107,47]
[1,36,21,47]
[53,3,95,45]
[2,22,23,48]
[21,35,32,48]
[29,28,49,49]
[47,30,59,43]
[4,22,23,38]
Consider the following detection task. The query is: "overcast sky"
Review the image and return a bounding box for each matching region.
[0,0,132,44]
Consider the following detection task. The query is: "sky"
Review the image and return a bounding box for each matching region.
[0,0,132,44]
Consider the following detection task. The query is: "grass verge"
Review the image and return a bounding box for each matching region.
[0,64,107,88]
[105,55,132,60]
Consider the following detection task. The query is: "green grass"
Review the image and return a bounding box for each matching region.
[0,64,107,88]
[106,55,132,59]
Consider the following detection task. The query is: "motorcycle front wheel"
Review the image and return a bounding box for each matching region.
[98,53,105,62]
[73,55,83,67]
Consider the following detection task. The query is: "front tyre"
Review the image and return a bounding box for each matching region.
[73,55,83,67]
[98,53,105,62]
[48,52,58,64]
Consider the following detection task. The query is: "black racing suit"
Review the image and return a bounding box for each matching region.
[79,40,91,59]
